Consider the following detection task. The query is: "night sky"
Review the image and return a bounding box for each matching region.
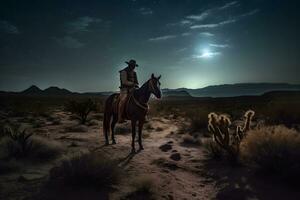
[0,0,299,92]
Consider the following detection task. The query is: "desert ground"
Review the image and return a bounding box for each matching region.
[0,92,300,200]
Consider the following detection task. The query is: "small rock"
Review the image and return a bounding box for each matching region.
[170,153,181,161]
[159,143,172,152]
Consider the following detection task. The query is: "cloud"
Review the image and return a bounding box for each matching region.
[190,19,237,29]
[180,20,192,25]
[218,1,239,10]
[66,16,102,33]
[200,32,214,37]
[139,7,153,15]
[186,11,210,21]
[193,51,221,59]
[0,20,19,34]
[240,9,260,17]
[55,36,85,48]
[209,43,230,48]
[189,8,259,30]
[148,35,177,41]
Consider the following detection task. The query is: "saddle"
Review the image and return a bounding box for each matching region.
[113,92,132,119]
[113,90,149,119]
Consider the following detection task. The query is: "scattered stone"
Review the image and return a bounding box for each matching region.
[170,153,181,161]
[159,143,172,152]
[156,127,164,131]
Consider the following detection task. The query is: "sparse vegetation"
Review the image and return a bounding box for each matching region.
[0,124,62,162]
[240,125,300,183]
[64,98,97,124]
[48,152,121,188]
[203,139,223,159]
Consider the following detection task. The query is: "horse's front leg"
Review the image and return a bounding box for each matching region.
[138,120,145,150]
[131,120,137,153]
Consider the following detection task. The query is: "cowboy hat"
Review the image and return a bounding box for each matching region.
[125,59,139,67]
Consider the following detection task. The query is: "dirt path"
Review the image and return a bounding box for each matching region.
[93,117,217,200]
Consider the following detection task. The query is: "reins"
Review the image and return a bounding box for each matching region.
[130,79,155,111]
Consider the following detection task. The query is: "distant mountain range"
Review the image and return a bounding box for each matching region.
[163,83,300,97]
[1,83,300,97]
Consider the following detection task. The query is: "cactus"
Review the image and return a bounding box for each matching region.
[207,110,255,160]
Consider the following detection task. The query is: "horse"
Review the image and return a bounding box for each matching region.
[103,73,162,153]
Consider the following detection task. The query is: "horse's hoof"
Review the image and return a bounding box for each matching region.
[112,141,116,144]
[105,141,109,145]
[139,146,144,150]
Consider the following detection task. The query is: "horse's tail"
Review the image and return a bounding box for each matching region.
[103,93,118,144]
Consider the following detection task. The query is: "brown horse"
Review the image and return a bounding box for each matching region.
[103,73,162,153]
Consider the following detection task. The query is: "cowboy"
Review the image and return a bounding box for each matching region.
[118,59,139,123]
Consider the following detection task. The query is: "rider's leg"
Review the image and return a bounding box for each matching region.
[118,90,127,123]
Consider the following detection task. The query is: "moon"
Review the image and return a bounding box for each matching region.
[200,49,213,58]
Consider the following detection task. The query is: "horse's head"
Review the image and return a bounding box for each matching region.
[149,73,162,99]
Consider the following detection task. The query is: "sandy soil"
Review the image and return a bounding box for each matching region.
[1,111,300,200]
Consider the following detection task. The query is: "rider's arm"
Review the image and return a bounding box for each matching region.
[120,71,134,86]
[133,72,139,87]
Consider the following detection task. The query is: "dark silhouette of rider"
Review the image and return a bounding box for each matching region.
[118,59,139,123]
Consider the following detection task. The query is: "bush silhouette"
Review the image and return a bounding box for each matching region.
[0,124,62,162]
[49,152,121,188]
[64,99,97,124]
[240,125,300,183]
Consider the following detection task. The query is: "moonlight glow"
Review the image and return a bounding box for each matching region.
[194,48,220,59]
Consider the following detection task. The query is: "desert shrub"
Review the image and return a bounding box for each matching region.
[49,152,121,188]
[183,108,210,132]
[203,139,223,159]
[124,176,156,200]
[0,125,34,158]
[0,124,62,161]
[207,110,255,161]
[64,99,97,124]
[262,100,300,128]
[240,125,300,183]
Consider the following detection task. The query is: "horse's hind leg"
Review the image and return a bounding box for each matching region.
[111,115,117,144]
[131,120,137,153]
[138,120,145,150]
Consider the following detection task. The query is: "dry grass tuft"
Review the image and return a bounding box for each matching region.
[0,124,62,162]
[240,125,300,182]
[48,152,121,188]
[125,176,156,200]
